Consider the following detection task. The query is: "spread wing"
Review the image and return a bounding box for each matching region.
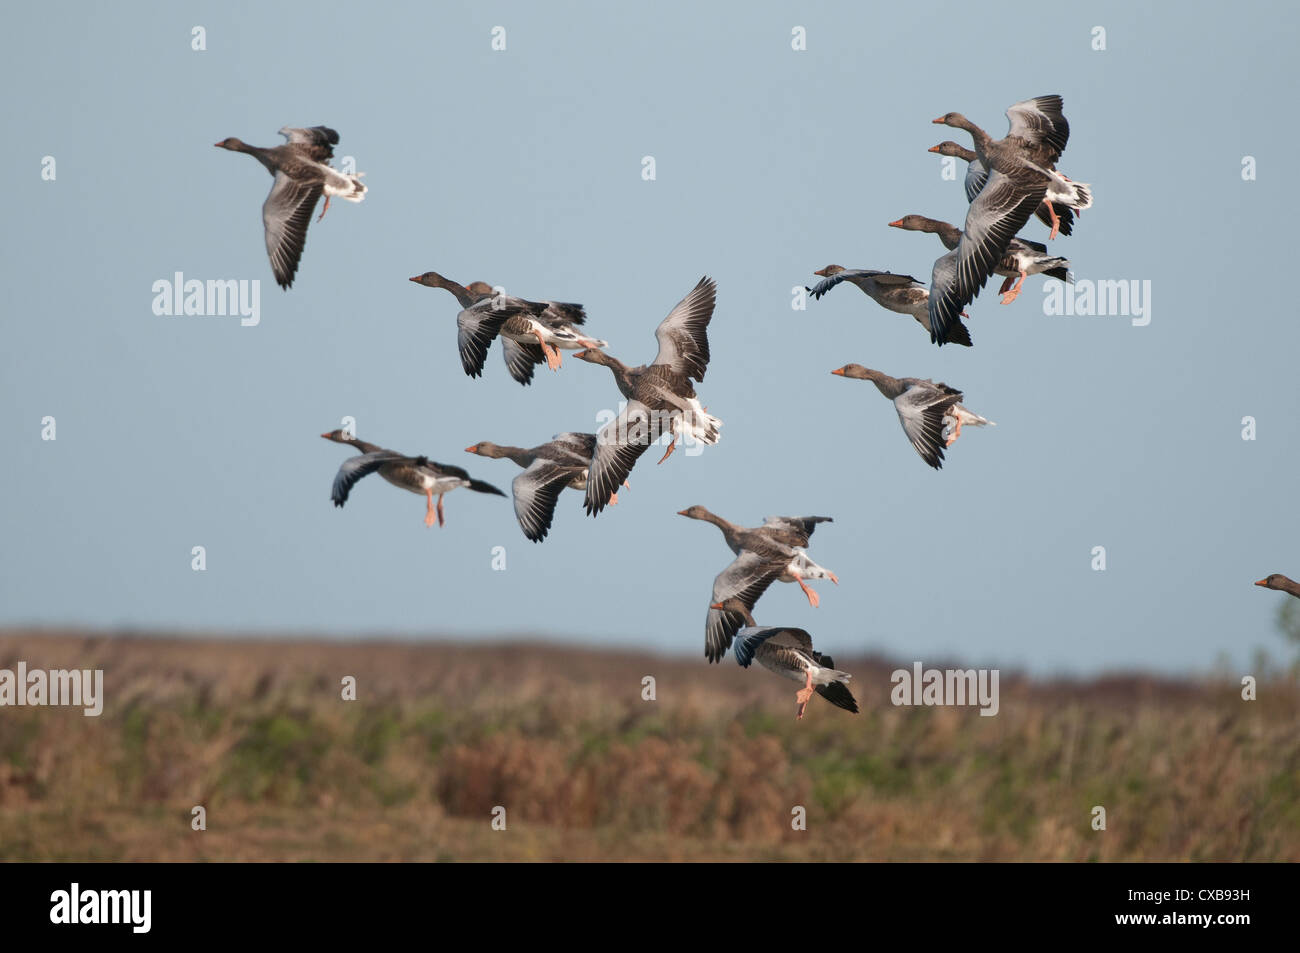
[512,459,581,542]
[732,626,814,668]
[894,383,963,470]
[501,336,545,385]
[928,169,1044,345]
[1005,95,1069,163]
[456,303,514,378]
[761,515,833,546]
[705,551,784,663]
[278,126,340,162]
[540,302,587,328]
[964,157,988,204]
[548,431,598,464]
[585,400,662,516]
[806,270,862,300]
[652,276,716,381]
[262,172,322,290]
[331,451,404,507]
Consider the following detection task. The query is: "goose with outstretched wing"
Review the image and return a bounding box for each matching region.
[574,277,721,516]
[831,365,993,470]
[712,597,858,720]
[215,126,366,289]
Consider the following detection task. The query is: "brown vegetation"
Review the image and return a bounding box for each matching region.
[0,630,1295,861]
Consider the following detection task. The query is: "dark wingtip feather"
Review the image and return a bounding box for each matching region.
[816,681,859,714]
[470,479,507,497]
[945,319,973,347]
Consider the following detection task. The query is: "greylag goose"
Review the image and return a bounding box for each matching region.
[679,507,839,662]
[928,141,1089,237]
[1255,574,1300,598]
[321,433,505,527]
[831,364,992,469]
[889,215,1071,304]
[927,95,1079,345]
[573,277,721,515]
[408,272,606,385]
[214,126,366,289]
[807,266,972,346]
[710,597,858,719]
[466,434,629,542]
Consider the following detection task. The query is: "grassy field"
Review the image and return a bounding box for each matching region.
[0,630,1296,861]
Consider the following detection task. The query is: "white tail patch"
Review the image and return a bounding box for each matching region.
[680,398,721,445]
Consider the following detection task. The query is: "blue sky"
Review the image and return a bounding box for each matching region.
[1,1,1296,674]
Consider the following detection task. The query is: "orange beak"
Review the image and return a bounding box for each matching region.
[408,276,422,283]
[709,602,725,610]
[813,267,830,277]
[831,368,845,376]
[464,446,478,454]
[888,219,904,228]
[319,433,332,439]
[676,509,689,516]
[927,145,941,153]
[932,116,945,124]
[1255,579,1269,587]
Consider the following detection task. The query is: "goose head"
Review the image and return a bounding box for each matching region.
[830,364,874,381]
[888,215,938,233]
[813,265,846,278]
[465,441,506,458]
[676,505,714,521]
[408,271,451,288]
[928,141,968,157]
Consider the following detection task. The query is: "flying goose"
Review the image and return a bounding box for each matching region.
[466,434,629,542]
[888,215,1071,305]
[1255,574,1300,598]
[321,432,504,527]
[928,140,1089,237]
[573,277,721,515]
[927,95,1079,345]
[215,126,366,289]
[679,507,838,663]
[710,597,858,720]
[807,266,972,346]
[831,364,992,469]
[408,272,607,384]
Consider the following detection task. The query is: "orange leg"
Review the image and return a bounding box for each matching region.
[608,479,632,505]
[1000,271,1027,305]
[657,438,677,465]
[795,671,815,720]
[317,194,332,223]
[436,493,446,527]
[945,416,964,448]
[532,330,562,370]
[424,489,437,527]
[1046,202,1061,240]
[794,574,820,609]
[998,275,1015,295]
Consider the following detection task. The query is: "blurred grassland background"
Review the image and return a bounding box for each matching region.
[1,632,1296,862]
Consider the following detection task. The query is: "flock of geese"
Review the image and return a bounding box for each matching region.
[214,101,1298,716]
